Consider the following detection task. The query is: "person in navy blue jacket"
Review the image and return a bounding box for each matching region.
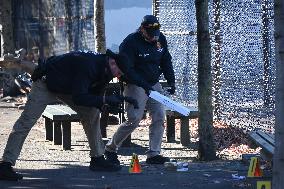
[105,15,176,165]
[0,49,148,181]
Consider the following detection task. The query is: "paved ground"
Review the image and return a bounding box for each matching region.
[0,100,271,189]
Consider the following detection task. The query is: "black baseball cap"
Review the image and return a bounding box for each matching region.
[106,49,129,74]
[141,15,160,38]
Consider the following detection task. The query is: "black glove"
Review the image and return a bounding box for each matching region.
[144,87,154,96]
[31,66,44,82]
[104,95,124,107]
[167,83,176,95]
[31,58,46,82]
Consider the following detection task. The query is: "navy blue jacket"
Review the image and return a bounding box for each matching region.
[119,31,175,86]
[45,51,112,108]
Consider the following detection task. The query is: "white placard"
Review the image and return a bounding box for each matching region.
[149,91,192,116]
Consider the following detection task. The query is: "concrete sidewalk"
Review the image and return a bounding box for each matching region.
[0,101,267,189]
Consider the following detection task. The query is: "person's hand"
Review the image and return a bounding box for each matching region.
[31,66,44,82]
[144,87,154,96]
[167,83,176,95]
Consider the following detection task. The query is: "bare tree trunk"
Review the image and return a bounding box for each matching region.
[212,0,222,120]
[38,0,54,58]
[262,0,271,107]
[0,0,20,96]
[272,0,284,188]
[0,0,14,53]
[94,0,106,53]
[195,0,216,161]
[0,24,3,57]
[38,0,45,58]
[74,0,81,51]
[64,0,74,52]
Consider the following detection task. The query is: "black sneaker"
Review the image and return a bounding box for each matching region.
[146,155,170,164]
[105,150,120,165]
[89,156,121,172]
[0,161,23,181]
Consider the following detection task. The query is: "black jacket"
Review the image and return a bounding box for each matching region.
[45,51,112,108]
[119,31,175,86]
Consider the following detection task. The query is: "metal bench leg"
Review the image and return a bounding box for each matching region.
[62,121,71,150]
[166,115,175,142]
[45,118,53,141]
[180,117,190,146]
[53,121,62,145]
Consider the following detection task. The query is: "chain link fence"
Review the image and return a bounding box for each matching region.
[158,0,275,133]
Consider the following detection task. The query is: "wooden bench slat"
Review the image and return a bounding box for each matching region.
[43,105,80,121]
[43,107,69,121]
[256,130,275,146]
[249,131,274,155]
[165,107,198,114]
[50,105,80,119]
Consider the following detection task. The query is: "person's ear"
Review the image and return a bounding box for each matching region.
[140,26,146,33]
[108,57,115,65]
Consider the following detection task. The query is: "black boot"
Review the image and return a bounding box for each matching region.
[105,150,120,165]
[0,161,23,181]
[89,156,121,172]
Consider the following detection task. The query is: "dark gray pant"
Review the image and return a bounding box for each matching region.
[105,82,165,158]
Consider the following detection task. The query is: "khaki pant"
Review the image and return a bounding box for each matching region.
[2,80,104,165]
[105,82,165,158]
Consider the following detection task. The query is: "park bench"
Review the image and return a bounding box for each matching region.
[42,104,116,150]
[248,130,275,160]
[42,104,80,150]
[165,106,199,146]
[42,104,199,149]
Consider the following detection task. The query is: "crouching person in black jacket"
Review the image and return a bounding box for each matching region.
[0,49,151,181]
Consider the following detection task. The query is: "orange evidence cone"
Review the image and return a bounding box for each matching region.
[247,157,263,177]
[254,159,263,177]
[128,154,135,173]
[129,153,142,173]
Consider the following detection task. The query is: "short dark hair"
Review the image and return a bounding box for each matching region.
[106,49,129,74]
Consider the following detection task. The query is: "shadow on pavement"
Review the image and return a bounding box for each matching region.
[0,161,252,189]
